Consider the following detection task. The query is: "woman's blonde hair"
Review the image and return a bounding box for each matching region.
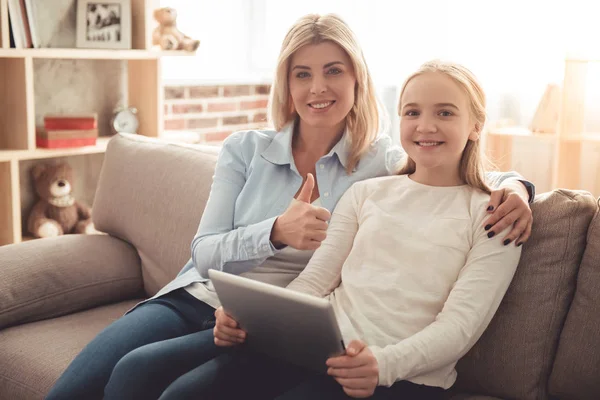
[268,14,381,173]
[396,60,491,194]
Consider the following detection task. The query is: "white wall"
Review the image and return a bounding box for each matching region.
[160,0,600,135]
[159,0,267,83]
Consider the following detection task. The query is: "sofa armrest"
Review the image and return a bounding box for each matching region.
[0,234,144,330]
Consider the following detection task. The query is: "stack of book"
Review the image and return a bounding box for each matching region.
[7,0,36,48]
[37,114,98,149]
[7,0,76,49]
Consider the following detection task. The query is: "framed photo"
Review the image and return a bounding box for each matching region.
[76,0,132,49]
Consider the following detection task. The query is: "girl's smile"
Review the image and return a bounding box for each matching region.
[414,140,445,149]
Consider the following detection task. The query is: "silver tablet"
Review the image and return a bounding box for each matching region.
[208,269,346,373]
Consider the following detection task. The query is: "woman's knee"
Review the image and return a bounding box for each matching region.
[158,382,195,400]
[158,353,243,400]
[109,345,160,381]
[157,363,218,400]
[104,345,167,399]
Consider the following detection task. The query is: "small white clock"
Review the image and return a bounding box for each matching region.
[111,107,139,134]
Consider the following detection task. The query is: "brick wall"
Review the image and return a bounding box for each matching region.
[163,83,271,143]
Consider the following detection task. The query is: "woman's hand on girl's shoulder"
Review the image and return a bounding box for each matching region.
[483,187,532,247]
[213,307,246,347]
[326,340,379,398]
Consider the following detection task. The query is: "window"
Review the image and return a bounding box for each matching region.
[160,0,264,82]
[161,0,600,131]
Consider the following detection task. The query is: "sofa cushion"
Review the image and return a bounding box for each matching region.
[454,190,598,400]
[0,300,141,400]
[0,234,143,330]
[549,197,600,399]
[93,133,220,296]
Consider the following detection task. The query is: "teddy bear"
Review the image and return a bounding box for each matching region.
[152,7,200,52]
[27,162,97,239]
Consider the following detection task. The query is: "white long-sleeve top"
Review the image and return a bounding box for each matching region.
[287,175,522,389]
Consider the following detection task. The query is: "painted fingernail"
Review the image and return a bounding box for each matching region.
[517,242,523,247]
[487,205,494,211]
[487,231,495,238]
[504,239,511,246]
[485,224,492,231]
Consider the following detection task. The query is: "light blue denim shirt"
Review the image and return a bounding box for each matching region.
[148,122,532,303]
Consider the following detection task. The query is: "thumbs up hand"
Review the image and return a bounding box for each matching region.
[296,172,315,203]
[270,173,332,250]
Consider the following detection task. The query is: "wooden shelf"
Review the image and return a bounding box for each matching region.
[0,0,191,246]
[566,53,600,63]
[487,127,534,136]
[486,128,557,144]
[561,133,600,143]
[488,130,600,144]
[486,126,600,147]
[0,137,111,162]
[485,58,600,197]
[0,48,195,60]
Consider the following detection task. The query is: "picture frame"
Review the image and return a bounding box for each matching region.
[75,0,132,49]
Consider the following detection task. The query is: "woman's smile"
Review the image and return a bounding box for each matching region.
[307,100,336,113]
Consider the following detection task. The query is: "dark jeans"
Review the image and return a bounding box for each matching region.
[158,346,447,400]
[45,289,220,400]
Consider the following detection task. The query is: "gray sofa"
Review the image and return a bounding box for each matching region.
[0,133,599,399]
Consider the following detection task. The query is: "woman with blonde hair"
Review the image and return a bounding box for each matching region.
[47,14,533,400]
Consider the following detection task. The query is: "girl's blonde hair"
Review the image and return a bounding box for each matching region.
[396,60,491,194]
[268,14,381,173]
